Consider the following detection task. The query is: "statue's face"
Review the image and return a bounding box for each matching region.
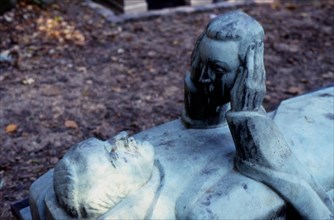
[197,35,240,103]
[54,133,155,218]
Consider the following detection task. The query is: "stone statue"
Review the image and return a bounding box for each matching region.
[53,132,155,218]
[227,42,334,219]
[182,10,264,128]
[183,10,333,219]
[27,10,334,220]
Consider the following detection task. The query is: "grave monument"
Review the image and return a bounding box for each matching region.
[25,10,334,220]
[102,0,211,14]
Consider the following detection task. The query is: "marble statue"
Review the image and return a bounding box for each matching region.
[184,10,333,218]
[53,132,154,218]
[182,10,264,128]
[26,10,334,220]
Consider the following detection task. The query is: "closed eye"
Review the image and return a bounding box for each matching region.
[210,60,230,75]
[211,63,227,75]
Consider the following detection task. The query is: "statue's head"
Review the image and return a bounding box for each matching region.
[53,132,154,218]
[191,10,264,104]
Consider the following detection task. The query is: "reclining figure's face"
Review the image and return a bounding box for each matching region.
[197,35,240,104]
[53,132,154,218]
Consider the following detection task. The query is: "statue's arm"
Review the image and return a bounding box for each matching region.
[226,42,334,219]
[226,41,269,163]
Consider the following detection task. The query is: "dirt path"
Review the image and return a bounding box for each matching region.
[0,0,333,218]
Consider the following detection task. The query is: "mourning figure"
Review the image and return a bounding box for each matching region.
[184,10,333,219]
[182,10,264,128]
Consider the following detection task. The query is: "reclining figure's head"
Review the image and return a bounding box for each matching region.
[53,132,154,218]
[191,10,264,104]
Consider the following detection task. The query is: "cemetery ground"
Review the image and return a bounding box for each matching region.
[0,0,333,218]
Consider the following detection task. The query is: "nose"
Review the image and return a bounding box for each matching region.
[199,64,211,84]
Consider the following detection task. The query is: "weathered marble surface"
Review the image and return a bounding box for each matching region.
[28,86,334,219]
[274,88,334,191]
[52,135,154,218]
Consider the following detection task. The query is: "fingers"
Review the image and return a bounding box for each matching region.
[230,66,245,111]
[231,42,266,112]
[233,66,245,94]
[256,41,266,103]
[246,43,255,81]
[254,41,264,82]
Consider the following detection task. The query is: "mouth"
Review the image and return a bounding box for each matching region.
[200,79,212,84]
[199,81,214,94]
[203,83,215,94]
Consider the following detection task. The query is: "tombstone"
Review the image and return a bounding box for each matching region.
[18,10,334,220]
[147,0,186,10]
[102,0,148,13]
[101,0,212,13]
[185,0,212,7]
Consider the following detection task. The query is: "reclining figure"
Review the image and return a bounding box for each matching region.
[53,132,155,218]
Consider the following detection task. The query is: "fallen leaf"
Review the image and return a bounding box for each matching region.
[76,66,87,73]
[50,157,59,164]
[285,86,302,95]
[322,72,333,79]
[264,95,271,102]
[147,51,156,57]
[111,87,121,93]
[41,85,61,96]
[117,48,124,54]
[65,120,78,129]
[271,2,281,10]
[285,3,297,10]
[172,40,180,45]
[266,80,273,86]
[5,124,18,133]
[22,78,35,85]
[300,78,308,84]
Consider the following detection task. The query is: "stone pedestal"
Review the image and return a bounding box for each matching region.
[104,0,148,13]
[24,86,334,220]
[102,0,213,14]
[185,0,212,6]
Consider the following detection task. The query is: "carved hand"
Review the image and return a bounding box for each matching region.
[230,42,266,111]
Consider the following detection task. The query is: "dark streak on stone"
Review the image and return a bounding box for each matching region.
[319,93,333,97]
[324,113,334,120]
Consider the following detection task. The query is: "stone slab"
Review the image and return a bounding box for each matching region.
[27,86,334,219]
[103,0,147,13]
[10,198,31,220]
[85,0,251,24]
[186,0,212,6]
[273,86,334,191]
[20,207,32,220]
[29,169,53,220]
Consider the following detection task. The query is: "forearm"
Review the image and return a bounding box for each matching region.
[226,109,290,167]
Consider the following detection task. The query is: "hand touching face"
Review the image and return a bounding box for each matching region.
[230,41,266,112]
